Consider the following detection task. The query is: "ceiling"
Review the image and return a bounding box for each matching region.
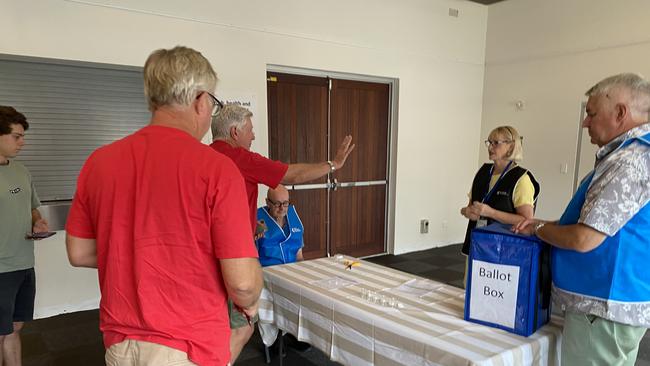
[466,0,508,4]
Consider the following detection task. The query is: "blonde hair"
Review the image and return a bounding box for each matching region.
[489,125,523,162]
[211,104,253,140]
[143,46,217,111]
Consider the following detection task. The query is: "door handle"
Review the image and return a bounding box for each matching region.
[331,178,338,191]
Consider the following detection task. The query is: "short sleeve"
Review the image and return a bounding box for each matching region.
[240,151,288,189]
[210,163,259,259]
[580,160,650,236]
[512,173,535,208]
[65,160,96,239]
[30,180,40,210]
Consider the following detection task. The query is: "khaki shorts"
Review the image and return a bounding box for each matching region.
[105,339,197,366]
[228,299,259,329]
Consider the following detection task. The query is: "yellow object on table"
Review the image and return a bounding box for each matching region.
[343,259,360,270]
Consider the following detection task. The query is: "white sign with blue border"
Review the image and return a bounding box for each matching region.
[469,259,520,328]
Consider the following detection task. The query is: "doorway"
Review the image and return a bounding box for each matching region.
[266,70,394,259]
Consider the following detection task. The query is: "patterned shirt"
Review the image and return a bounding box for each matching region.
[579,123,650,236]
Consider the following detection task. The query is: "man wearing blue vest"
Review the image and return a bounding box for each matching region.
[256,185,312,352]
[515,73,650,366]
[256,185,304,267]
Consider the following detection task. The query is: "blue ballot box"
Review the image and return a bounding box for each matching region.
[464,223,551,337]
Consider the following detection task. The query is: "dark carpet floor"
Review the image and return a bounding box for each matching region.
[20,243,650,365]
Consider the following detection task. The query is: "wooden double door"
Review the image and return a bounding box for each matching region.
[267,72,390,259]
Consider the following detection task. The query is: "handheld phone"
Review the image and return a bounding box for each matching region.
[255,220,267,236]
[25,231,57,240]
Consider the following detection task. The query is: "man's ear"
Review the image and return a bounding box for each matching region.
[229,125,239,140]
[615,103,629,124]
[194,93,206,115]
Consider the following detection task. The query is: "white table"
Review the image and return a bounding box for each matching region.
[258,256,563,366]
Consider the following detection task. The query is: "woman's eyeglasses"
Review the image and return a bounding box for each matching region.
[484,139,513,147]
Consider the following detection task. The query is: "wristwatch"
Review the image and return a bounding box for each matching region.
[534,221,546,236]
[327,160,336,173]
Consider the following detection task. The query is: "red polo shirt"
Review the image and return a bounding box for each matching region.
[66,125,256,366]
[210,140,288,231]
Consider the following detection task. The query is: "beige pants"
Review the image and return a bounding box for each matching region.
[105,339,199,366]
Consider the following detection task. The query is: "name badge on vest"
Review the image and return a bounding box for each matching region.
[476,218,488,228]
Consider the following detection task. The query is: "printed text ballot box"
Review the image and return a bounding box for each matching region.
[464,223,550,337]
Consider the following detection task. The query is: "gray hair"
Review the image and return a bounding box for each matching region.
[489,125,524,162]
[211,104,253,140]
[586,73,650,120]
[143,46,217,111]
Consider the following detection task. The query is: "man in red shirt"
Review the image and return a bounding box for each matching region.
[65,46,262,366]
[210,104,354,362]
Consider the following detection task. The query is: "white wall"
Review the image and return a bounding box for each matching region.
[1,0,488,316]
[482,0,650,219]
[12,0,650,319]
[32,232,101,318]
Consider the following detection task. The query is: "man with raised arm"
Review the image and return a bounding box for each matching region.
[210,104,354,363]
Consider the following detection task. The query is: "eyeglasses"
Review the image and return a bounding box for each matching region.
[267,199,290,208]
[204,91,224,117]
[484,139,513,147]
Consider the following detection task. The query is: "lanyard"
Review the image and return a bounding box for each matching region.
[481,161,513,203]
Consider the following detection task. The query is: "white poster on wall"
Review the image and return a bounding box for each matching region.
[201,91,257,145]
[469,259,520,328]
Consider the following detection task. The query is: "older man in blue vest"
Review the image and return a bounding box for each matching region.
[256,185,304,267]
[256,185,313,352]
[515,73,650,366]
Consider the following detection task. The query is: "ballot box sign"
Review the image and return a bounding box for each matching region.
[469,260,520,328]
[464,223,551,337]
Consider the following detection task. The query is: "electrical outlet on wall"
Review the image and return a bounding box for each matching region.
[420,219,429,234]
[560,163,569,174]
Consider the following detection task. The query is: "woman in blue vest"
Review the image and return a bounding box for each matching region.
[460,126,540,283]
[256,185,304,267]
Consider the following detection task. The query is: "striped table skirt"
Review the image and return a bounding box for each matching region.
[258,255,563,366]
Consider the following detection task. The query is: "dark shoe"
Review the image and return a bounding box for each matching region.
[284,333,312,352]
